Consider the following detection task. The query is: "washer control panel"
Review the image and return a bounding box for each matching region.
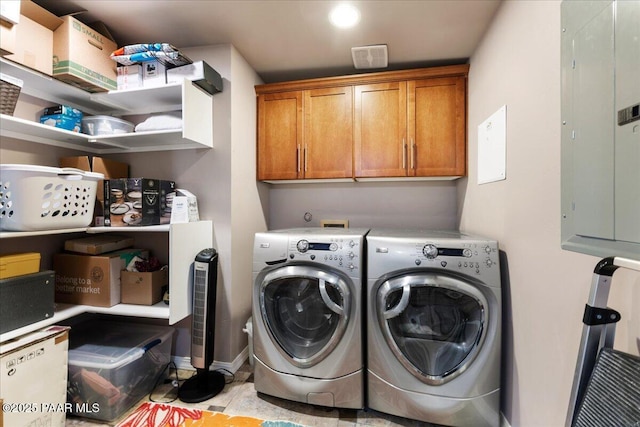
[288,236,362,274]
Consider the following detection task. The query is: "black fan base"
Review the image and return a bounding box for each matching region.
[178,369,226,403]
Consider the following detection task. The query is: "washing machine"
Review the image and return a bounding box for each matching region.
[252,228,368,409]
[366,229,501,427]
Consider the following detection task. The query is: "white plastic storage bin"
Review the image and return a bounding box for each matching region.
[0,164,103,231]
[66,320,174,422]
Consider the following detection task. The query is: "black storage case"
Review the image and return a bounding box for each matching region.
[0,270,55,334]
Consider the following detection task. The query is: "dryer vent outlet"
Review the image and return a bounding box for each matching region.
[351,45,388,69]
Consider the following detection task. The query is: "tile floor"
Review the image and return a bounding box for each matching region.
[64,361,434,427]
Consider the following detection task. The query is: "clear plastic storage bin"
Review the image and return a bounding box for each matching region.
[0,164,103,231]
[81,115,134,135]
[66,320,175,422]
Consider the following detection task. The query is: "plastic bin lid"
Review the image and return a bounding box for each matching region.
[68,321,173,370]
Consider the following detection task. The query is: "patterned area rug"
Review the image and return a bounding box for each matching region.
[116,402,307,427]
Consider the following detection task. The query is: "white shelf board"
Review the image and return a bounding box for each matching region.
[0,227,88,239]
[0,302,170,343]
[0,58,182,115]
[87,225,170,233]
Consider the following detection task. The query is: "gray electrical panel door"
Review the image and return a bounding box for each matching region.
[561,0,640,259]
[615,0,640,244]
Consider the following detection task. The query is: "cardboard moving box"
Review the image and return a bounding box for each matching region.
[60,156,129,226]
[52,15,117,92]
[3,1,63,74]
[121,269,168,305]
[54,249,148,307]
[64,234,134,255]
[0,326,70,427]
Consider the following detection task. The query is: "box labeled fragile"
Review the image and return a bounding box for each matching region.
[0,326,70,427]
[121,269,168,305]
[66,320,174,421]
[53,249,148,307]
[52,15,117,92]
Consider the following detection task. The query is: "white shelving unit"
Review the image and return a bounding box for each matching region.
[0,221,213,343]
[0,58,213,153]
[0,57,217,343]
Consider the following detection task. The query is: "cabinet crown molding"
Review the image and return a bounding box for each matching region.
[255,64,469,94]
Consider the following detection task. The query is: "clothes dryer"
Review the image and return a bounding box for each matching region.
[366,229,501,427]
[252,228,368,409]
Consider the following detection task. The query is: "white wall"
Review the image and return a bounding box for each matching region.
[268,181,458,230]
[460,1,639,426]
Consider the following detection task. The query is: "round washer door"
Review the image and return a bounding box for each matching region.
[259,265,351,368]
[377,272,488,385]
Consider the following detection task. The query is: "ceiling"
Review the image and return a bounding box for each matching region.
[33,0,502,83]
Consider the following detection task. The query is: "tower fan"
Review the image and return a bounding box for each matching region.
[178,248,225,402]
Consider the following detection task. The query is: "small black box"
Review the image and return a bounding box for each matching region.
[0,270,55,334]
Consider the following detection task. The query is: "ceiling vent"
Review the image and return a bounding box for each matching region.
[351,44,388,69]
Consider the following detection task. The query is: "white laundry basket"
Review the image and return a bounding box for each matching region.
[243,317,254,368]
[0,164,103,231]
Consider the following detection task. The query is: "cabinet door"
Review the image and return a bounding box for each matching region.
[408,77,466,177]
[257,91,303,180]
[304,87,354,179]
[354,82,407,177]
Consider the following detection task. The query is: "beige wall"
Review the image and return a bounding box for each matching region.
[460,1,639,426]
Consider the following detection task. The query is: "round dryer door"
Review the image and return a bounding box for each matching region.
[377,272,488,385]
[259,265,351,368]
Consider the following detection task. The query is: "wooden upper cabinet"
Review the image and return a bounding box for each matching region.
[354,82,407,177]
[257,91,303,180]
[304,87,353,179]
[256,64,469,182]
[408,77,466,177]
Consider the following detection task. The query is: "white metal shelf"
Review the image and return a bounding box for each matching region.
[0,302,169,343]
[0,57,213,152]
[0,225,170,239]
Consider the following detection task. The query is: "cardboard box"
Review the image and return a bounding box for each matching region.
[117,64,143,90]
[0,19,17,56]
[64,234,134,255]
[141,60,167,88]
[0,252,40,279]
[121,269,168,305]
[104,178,176,227]
[0,326,69,427]
[0,270,54,334]
[167,60,223,94]
[52,15,117,92]
[4,1,63,75]
[53,249,148,307]
[59,156,129,225]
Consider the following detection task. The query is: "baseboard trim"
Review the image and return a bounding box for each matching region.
[172,346,249,374]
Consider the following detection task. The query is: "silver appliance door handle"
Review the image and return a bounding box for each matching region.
[319,279,343,315]
[383,283,411,319]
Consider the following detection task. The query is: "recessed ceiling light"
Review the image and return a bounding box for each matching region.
[329,4,361,29]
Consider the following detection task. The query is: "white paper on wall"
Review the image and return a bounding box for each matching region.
[478,105,507,184]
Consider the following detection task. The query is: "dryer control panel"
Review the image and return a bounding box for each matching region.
[287,236,363,276]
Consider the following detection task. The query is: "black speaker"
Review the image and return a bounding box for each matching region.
[178,248,225,402]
